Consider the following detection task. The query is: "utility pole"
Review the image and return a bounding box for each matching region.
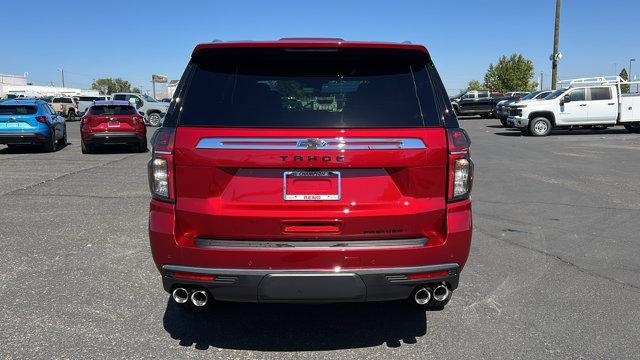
[631,59,637,93]
[540,72,544,90]
[58,68,65,88]
[551,0,562,90]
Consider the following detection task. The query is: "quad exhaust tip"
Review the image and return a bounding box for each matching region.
[172,287,189,304]
[190,290,209,307]
[414,287,431,305]
[433,284,450,302]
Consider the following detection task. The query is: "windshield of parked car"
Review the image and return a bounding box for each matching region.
[521,91,541,100]
[141,94,157,102]
[89,105,137,115]
[544,89,567,100]
[0,105,38,115]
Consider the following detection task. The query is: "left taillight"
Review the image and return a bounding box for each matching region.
[447,128,474,202]
[35,116,48,124]
[148,128,175,202]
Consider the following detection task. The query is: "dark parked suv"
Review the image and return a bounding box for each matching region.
[148,38,474,309]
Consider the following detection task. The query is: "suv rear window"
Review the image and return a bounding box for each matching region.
[0,105,37,115]
[174,47,441,128]
[78,96,101,101]
[89,105,136,115]
[53,98,73,103]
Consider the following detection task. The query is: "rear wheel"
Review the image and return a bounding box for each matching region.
[67,110,76,121]
[624,123,640,133]
[137,138,148,153]
[57,125,67,147]
[500,118,508,127]
[42,129,57,152]
[147,113,161,127]
[81,140,93,154]
[529,117,552,136]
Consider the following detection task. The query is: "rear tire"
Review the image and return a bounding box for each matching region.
[624,123,640,133]
[42,129,57,152]
[529,117,552,136]
[81,140,93,154]
[57,125,67,147]
[500,118,508,127]
[137,138,148,153]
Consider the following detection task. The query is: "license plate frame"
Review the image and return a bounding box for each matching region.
[283,170,341,201]
[107,119,120,128]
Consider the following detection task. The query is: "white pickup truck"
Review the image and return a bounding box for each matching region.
[508,76,640,136]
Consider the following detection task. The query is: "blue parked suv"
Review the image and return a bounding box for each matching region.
[0,99,67,152]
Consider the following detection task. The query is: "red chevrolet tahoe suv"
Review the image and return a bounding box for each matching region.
[148,38,473,309]
[81,100,148,154]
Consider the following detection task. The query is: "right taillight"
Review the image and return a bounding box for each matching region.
[447,128,474,202]
[148,128,175,202]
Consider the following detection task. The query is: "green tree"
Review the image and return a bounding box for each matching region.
[483,64,499,91]
[482,54,538,92]
[619,68,630,93]
[466,80,484,91]
[91,78,135,95]
[275,80,304,98]
[131,87,142,94]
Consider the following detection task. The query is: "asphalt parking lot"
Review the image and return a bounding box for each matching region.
[1,119,639,359]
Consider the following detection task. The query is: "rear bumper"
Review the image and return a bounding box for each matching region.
[0,132,46,144]
[149,199,473,302]
[84,132,143,144]
[162,263,460,303]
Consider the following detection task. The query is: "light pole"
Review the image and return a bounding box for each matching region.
[57,68,65,88]
[551,0,562,90]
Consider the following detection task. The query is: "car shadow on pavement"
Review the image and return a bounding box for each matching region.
[0,143,71,154]
[163,298,429,351]
[493,128,632,137]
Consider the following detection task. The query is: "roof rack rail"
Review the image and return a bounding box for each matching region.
[558,75,640,87]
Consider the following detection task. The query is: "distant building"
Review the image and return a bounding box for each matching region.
[0,73,28,86]
[1,72,97,98]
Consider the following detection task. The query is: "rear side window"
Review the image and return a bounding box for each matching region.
[78,96,101,101]
[0,105,37,115]
[589,87,612,101]
[112,94,127,101]
[89,105,136,115]
[174,47,441,127]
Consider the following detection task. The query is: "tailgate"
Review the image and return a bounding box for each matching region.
[173,127,448,242]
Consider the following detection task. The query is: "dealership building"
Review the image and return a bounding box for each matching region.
[1,73,98,98]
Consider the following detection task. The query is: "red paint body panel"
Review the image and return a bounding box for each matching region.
[149,126,472,271]
[149,198,472,271]
[193,40,430,57]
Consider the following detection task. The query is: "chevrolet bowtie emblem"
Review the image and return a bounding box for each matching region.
[296,138,327,149]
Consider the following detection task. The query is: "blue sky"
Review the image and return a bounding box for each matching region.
[2,0,639,94]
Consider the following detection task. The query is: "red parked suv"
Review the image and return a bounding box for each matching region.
[80,100,148,154]
[148,38,473,309]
